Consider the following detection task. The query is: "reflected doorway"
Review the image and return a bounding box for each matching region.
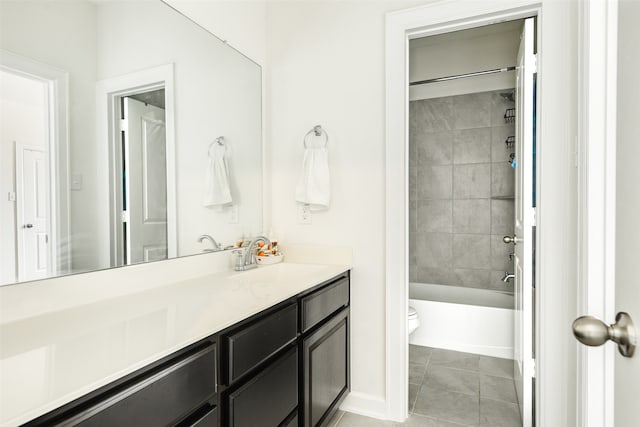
[114,89,168,266]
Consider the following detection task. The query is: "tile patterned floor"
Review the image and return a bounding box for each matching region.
[327,346,522,427]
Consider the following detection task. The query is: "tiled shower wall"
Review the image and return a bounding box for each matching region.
[409,90,516,293]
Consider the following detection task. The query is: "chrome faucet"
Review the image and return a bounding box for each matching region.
[502,272,515,282]
[197,234,222,252]
[236,235,271,271]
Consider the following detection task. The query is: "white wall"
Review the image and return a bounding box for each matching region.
[0,0,98,273]
[265,0,427,407]
[166,0,267,66]
[0,72,46,285]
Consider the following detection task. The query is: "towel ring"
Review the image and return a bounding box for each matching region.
[303,125,328,148]
[208,136,227,156]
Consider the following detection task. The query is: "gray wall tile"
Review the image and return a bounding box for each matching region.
[418,165,452,199]
[453,234,490,269]
[410,90,515,298]
[416,232,453,269]
[453,92,492,129]
[491,125,515,163]
[420,97,455,133]
[491,90,516,126]
[453,199,490,234]
[491,163,515,197]
[490,234,513,271]
[491,200,514,235]
[417,266,454,285]
[453,268,491,288]
[454,164,491,199]
[418,200,452,232]
[453,128,491,164]
[418,131,453,165]
[489,270,514,292]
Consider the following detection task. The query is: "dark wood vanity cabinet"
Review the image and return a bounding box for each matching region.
[25,339,219,427]
[299,276,350,427]
[25,271,350,427]
[220,272,350,427]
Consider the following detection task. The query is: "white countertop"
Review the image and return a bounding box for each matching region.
[0,262,350,427]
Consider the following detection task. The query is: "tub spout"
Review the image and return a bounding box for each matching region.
[502,272,515,282]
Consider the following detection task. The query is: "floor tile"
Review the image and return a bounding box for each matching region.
[480,374,518,403]
[479,398,522,427]
[409,383,420,412]
[410,363,427,385]
[337,412,395,427]
[327,410,345,427]
[424,365,479,396]
[413,386,479,426]
[410,345,432,365]
[429,349,480,371]
[479,356,514,379]
[399,413,473,426]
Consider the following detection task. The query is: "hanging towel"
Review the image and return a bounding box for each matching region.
[203,142,232,209]
[295,146,330,211]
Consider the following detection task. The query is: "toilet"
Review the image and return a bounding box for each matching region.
[408,306,420,336]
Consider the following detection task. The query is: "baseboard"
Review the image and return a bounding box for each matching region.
[338,391,388,420]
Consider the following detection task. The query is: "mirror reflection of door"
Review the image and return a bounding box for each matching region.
[119,90,168,265]
[0,69,51,283]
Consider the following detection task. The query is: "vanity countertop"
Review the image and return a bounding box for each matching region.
[0,262,351,427]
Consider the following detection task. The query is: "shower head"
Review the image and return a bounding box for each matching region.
[500,91,515,103]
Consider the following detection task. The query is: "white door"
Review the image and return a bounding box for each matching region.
[123,97,167,264]
[513,17,535,427]
[573,1,639,425]
[613,0,639,424]
[15,144,49,281]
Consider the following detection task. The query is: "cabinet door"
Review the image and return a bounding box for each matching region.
[301,307,349,427]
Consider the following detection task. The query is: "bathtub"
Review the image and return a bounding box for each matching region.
[409,282,514,359]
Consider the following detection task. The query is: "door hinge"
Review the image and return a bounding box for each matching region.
[119,119,127,132]
[45,234,48,244]
[121,211,129,223]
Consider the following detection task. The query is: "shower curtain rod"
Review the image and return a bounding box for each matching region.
[409,66,517,86]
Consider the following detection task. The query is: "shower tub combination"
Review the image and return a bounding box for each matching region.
[409,282,514,359]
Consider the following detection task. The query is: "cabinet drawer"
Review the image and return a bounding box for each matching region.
[226,303,297,383]
[228,347,298,427]
[301,277,349,333]
[189,405,218,427]
[65,344,217,426]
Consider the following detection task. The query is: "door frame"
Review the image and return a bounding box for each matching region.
[0,50,70,278]
[385,0,583,424]
[575,0,618,426]
[96,64,177,267]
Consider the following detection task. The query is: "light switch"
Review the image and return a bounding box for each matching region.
[228,205,239,224]
[71,174,83,191]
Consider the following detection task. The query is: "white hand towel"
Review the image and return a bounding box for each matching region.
[295,146,330,211]
[203,142,232,209]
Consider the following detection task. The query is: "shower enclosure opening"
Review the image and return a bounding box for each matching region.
[407,17,537,427]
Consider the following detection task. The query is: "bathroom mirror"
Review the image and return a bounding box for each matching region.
[0,0,262,286]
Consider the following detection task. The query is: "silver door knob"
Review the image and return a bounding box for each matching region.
[23,224,33,229]
[572,312,637,357]
[503,235,519,245]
